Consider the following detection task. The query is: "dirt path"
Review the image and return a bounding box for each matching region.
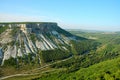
[0,56,73,80]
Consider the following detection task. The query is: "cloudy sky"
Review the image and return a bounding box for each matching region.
[0,0,120,31]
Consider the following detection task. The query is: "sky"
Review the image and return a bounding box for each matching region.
[0,0,120,31]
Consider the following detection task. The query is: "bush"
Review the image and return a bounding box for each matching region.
[41,49,72,62]
[0,26,9,34]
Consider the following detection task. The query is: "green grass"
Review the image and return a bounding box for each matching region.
[2,68,61,80]
[3,74,42,80]
[35,56,120,80]
[6,56,120,80]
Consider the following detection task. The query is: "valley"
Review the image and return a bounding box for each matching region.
[0,0,119,80]
[0,23,120,80]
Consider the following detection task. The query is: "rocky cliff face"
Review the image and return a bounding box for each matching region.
[0,22,78,66]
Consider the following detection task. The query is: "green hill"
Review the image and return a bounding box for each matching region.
[36,56,120,80]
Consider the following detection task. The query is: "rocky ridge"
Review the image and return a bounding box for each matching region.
[0,22,78,65]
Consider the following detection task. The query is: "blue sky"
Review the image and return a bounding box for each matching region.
[0,0,120,31]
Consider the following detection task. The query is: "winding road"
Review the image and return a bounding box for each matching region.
[0,56,73,80]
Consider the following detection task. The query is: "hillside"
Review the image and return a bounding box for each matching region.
[2,51,120,80]
[0,22,75,65]
[0,22,98,78]
[1,29,120,80]
[36,56,120,80]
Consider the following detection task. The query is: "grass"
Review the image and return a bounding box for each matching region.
[3,74,42,80]
[4,56,120,80]
[2,68,62,80]
[34,56,120,80]
[2,44,120,80]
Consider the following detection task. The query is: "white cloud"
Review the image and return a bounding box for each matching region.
[0,13,62,23]
[0,13,67,29]
[0,13,119,31]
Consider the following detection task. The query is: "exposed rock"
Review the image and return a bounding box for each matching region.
[0,22,78,65]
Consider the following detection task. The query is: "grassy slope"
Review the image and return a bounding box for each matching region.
[37,56,120,80]
[4,56,120,80]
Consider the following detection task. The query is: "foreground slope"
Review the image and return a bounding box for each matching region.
[5,55,120,80]
[35,56,120,80]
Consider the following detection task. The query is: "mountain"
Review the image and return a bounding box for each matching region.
[0,22,100,78]
[0,22,94,67]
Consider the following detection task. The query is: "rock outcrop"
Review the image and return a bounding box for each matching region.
[0,22,77,65]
